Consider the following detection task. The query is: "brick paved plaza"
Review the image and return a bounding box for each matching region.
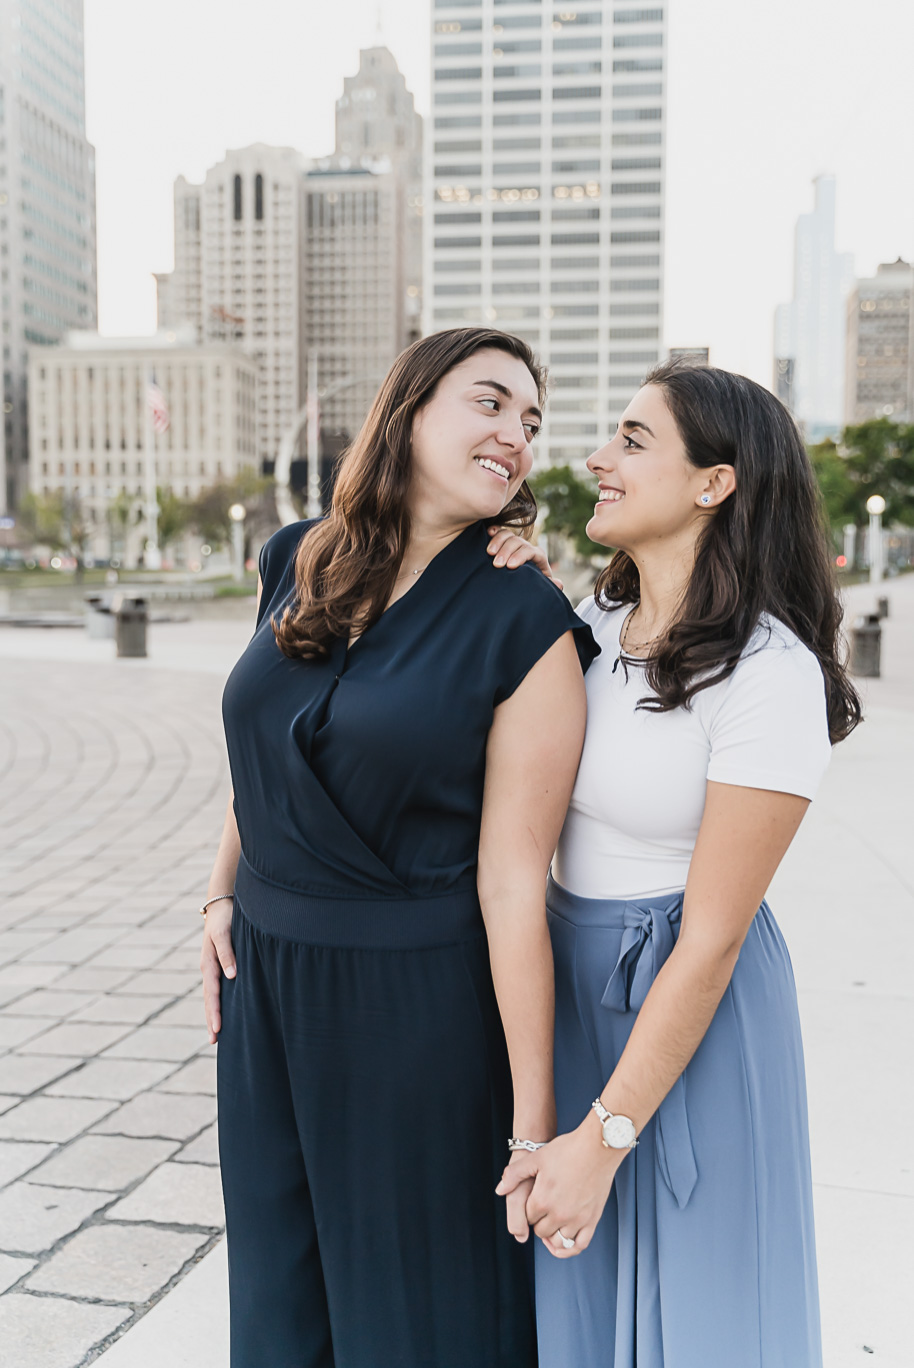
[0,622,236,1367]
[0,583,911,1367]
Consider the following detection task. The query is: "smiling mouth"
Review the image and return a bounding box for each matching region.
[597,488,624,503]
[474,456,512,481]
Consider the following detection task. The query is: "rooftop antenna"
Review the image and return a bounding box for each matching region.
[374,2,384,44]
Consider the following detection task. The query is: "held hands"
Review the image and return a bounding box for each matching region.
[486,527,563,591]
[200,902,236,1045]
[496,1120,622,1257]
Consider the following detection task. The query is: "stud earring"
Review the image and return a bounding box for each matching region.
[700,495,712,505]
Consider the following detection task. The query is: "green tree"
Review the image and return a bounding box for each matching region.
[156,486,193,551]
[19,490,90,566]
[18,490,68,551]
[808,439,857,534]
[528,464,599,558]
[809,422,914,569]
[839,418,914,527]
[188,471,274,551]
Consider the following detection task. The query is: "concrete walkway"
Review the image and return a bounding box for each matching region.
[0,577,911,1367]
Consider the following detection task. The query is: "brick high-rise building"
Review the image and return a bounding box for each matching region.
[844,259,913,426]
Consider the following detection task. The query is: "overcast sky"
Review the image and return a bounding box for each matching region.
[84,0,914,389]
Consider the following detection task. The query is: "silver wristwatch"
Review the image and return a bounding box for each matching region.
[592,1098,638,1150]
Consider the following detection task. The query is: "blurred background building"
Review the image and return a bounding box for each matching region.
[155,143,308,474]
[304,47,423,474]
[773,175,855,442]
[154,47,422,494]
[844,258,913,425]
[0,0,98,514]
[27,329,258,560]
[668,345,709,365]
[426,0,666,469]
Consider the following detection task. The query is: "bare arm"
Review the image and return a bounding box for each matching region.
[500,780,810,1253]
[479,631,587,1233]
[200,575,262,1042]
[200,793,242,1043]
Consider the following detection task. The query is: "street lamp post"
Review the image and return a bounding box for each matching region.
[866,494,886,584]
[229,503,246,583]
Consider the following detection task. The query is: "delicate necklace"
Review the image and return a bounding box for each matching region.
[612,606,665,675]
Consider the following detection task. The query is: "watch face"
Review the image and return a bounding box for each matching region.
[602,1115,635,1148]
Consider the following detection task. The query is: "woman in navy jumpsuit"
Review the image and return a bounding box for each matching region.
[203,330,597,1368]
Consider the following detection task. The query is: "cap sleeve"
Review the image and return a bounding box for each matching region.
[706,628,832,800]
[490,567,600,706]
[256,519,318,628]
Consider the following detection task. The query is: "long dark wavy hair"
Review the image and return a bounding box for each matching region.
[596,362,862,744]
[273,328,544,659]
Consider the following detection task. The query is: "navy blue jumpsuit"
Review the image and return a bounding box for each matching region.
[218,518,597,1368]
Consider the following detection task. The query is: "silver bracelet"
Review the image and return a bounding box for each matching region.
[508,1138,548,1153]
[199,893,234,918]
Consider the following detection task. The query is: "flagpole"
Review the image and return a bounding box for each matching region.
[143,362,161,570]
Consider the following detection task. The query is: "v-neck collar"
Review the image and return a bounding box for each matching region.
[343,520,483,663]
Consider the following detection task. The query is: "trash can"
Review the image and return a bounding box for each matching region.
[849,614,881,678]
[115,596,148,658]
[876,595,889,619]
[85,594,116,640]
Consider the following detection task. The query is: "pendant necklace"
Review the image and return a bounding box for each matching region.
[612,606,665,675]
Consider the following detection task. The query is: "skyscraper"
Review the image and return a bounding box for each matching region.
[158,144,309,472]
[774,176,855,441]
[157,48,422,481]
[425,0,666,468]
[844,259,913,425]
[306,47,423,455]
[0,0,97,512]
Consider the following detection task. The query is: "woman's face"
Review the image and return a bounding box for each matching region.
[585,384,725,552]
[409,349,542,527]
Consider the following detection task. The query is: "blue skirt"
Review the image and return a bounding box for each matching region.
[536,877,822,1368]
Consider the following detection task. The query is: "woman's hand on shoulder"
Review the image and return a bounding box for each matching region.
[201,901,236,1045]
[486,526,563,591]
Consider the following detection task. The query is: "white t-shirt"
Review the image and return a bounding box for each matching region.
[552,598,833,900]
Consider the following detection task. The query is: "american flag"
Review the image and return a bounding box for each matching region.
[146,380,170,434]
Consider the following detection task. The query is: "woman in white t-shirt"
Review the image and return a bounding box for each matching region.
[491,362,861,1367]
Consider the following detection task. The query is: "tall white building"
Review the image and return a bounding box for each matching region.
[0,0,97,512]
[774,176,855,442]
[425,0,666,467]
[27,329,258,560]
[157,144,308,473]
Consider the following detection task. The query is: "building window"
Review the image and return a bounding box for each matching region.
[255,174,264,220]
[234,175,243,220]
[553,85,601,100]
[615,8,664,21]
[614,33,663,48]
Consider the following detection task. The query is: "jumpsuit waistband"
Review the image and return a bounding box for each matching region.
[234,855,485,950]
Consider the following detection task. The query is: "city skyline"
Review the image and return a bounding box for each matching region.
[83,0,914,393]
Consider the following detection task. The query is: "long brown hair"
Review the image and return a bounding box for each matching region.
[273,328,545,659]
[596,362,862,744]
